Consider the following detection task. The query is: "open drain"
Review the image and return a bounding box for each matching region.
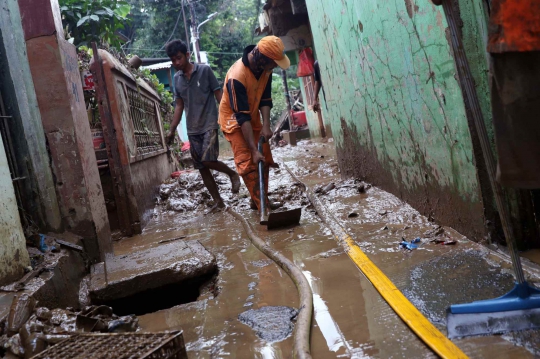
[31,331,187,359]
[101,271,218,316]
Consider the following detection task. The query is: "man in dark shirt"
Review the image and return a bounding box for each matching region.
[165,40,240,212]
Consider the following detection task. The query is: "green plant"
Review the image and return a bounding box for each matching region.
[134,68,173,107]
[60,0,131,48]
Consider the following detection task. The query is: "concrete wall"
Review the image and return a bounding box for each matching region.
[95,50,175,232]
[131,154,175,227]
[0,135,30,285]
[19,0,112,261]
[0,0,62,232]
[304,0,491,241]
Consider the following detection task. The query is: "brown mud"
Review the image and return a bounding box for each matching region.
[116,139,538,358]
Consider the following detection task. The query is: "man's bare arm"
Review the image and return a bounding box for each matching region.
[214,89,223,104]
[166,98,184,144]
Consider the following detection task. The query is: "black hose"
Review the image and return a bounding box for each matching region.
[227,208,313,359]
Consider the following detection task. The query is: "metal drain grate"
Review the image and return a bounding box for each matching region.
[31,331,186,359]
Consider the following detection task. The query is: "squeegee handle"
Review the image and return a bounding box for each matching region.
[258,136,267,221]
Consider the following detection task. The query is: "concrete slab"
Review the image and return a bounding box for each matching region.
[89,240,216,302]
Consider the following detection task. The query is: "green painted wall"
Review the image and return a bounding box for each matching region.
[305,0,493,241]
[0,135,30,285]
[0,0,62,231]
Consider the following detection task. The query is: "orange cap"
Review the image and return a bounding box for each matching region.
[257,36,290,69]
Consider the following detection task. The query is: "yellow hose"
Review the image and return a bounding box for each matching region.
[284,164,468,359]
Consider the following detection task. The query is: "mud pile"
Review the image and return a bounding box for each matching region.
[157,164,311,215]
[159,171,213,212]
[0,295,138,358]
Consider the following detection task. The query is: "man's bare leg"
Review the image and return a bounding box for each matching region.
[202,161,241,193]
[199,168,225,212]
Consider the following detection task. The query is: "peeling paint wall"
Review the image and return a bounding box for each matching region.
[18,0,112,262]
[305,0,491,241]
[0,134,30,286]
[0,0,62,232]
[131,155,175,227]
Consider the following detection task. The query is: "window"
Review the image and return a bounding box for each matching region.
[126,87,164,156]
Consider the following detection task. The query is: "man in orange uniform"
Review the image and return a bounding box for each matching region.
[219,36,290,211]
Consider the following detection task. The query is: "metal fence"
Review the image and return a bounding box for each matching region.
[126,86,164,156]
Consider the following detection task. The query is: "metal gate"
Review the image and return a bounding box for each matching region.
[0,90,27,229]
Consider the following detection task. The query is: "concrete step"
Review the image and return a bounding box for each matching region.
[89,240,216,303]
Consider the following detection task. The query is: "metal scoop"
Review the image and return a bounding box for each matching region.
[258,136,302,229]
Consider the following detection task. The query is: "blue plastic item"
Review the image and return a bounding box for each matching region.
[449,282,540,314]
[400,240,418,250]
[38,234,56,253]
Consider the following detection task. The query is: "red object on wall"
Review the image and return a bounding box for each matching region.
[297,48,315,77]
[488,0,540,53]
[92,130,105,150]
[82,70,95,91]
[291,111,307,127]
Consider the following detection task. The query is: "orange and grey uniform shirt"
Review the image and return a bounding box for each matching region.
[218,45,273,133]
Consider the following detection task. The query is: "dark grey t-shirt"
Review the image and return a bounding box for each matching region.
[173,64,221,135]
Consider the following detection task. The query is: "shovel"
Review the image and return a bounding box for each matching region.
[258,136,301,230]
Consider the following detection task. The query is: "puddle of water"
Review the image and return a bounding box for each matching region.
[118,139,538,358]
[303,270,357,355]
[522,249,540,266]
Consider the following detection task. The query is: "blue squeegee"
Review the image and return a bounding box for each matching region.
[439,0,540,338]
[445,94,540,337]
[447,282,540,338]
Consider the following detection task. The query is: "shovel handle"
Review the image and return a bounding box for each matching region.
[258,137,267,222]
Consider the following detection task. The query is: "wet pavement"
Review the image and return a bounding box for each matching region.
[114,139,540,358]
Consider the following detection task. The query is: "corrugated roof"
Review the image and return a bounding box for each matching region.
[142,61,172,71]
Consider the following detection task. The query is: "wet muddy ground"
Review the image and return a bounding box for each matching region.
[115,139,540,358]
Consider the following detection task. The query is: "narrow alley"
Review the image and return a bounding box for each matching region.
[114,140,539,358]
[1,0,540,358]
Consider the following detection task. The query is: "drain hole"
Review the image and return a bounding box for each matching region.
[102,271,217,316]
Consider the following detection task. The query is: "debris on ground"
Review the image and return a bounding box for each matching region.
[250,260,273,268]
[158,171,215,212]
[320,182,335,195]
[424,225,445,238]
[0,300,139,358]
[430,239,457,245]
[238,306,298,342]
[400,237,421,250]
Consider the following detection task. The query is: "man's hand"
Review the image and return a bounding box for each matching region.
[313,101,321,113]
[261,124,273,141]
[165,131,175,145]
[252,150,265,165]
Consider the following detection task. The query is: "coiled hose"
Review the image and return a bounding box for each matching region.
[227,208,313,359]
